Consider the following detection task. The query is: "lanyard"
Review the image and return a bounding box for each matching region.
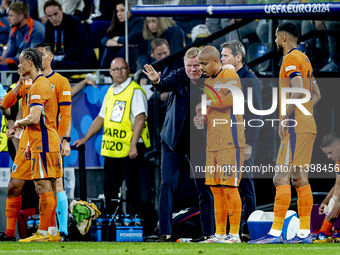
[54,29,64,54]
[161,66,169,79]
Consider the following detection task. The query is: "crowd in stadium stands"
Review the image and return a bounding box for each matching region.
[0,0,338,72]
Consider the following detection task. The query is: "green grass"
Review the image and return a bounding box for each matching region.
[0,242,338,255]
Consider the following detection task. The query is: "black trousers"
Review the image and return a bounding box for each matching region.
[103,143,145,215]
[159,142,215,236]
[238,147,256,235]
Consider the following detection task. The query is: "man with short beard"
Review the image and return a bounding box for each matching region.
[249,21,321,245]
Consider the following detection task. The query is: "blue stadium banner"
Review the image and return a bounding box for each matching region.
[131,3,340,19]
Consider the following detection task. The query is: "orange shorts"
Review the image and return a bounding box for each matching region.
[31,152,62,180]
[11,147,31,180]
[205,147,244,187]
[56,153,63,179]
[276,133,316,167]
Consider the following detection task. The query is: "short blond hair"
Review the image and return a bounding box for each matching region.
[143,17,176,40]
[10,1,29,19]
[184,47,200,62]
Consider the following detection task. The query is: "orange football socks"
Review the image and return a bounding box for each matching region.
[38,192,55,231]
[271,185,291,232]
[210,186,228,235]
[6,196,22,237]
[296,185,313,231]
[320,219,333,236]
[50,195,58,227]
[223,187,242,235]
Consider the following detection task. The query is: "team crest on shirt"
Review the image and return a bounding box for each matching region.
[12,164,17,173]
[51,84,55,92]
[214,81,221,92]
[110,100,126,123]
[24,34,30,43]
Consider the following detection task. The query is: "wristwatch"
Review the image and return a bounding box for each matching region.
[63,137,71,143]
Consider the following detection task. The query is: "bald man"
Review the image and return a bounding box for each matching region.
[74,58,151,216]
[194,46,245,243]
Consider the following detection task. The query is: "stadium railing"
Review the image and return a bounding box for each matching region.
[0,69,111,87]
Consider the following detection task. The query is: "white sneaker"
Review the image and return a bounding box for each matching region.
[199,235,225,243]
[218,234,241,243]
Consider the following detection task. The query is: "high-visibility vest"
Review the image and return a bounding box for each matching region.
[0,114,8,152]
[101,80,150,158]
[0,84,21,152]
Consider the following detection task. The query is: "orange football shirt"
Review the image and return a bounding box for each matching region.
[205,68,245,152]
[279,48,316,134]
[27,75,60,153]
[46,71,72,137]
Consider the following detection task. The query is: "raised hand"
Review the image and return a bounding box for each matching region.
[142,64,161,84]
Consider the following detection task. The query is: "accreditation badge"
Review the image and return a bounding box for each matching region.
[110,100,126,123]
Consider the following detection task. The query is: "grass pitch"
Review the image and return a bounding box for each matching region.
[0,242,339,255]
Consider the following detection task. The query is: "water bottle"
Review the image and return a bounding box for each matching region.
[0,84,6,99]
[123,217,132,227]
[133,215,141,226]
[96,218,103,242]
[90,218,102,241]
[196,112,204,129]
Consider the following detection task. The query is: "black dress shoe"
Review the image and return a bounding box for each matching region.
[0,232,16,241]
[241,235,251,243]
[60,232,70,242]
[155,234,173,243]
[191,235,214,243]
